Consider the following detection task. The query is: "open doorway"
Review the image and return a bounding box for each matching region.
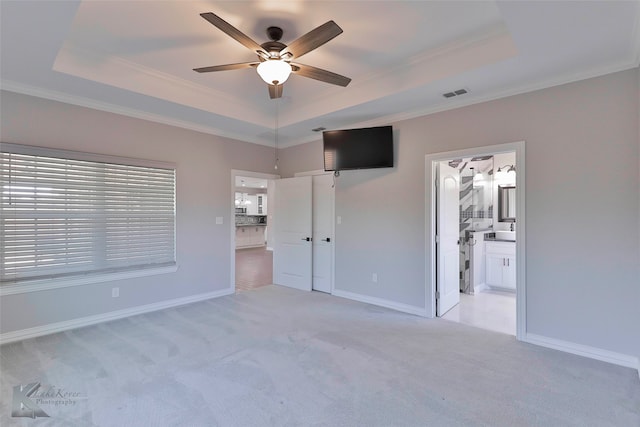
[425,142,526,340]
[231,170,279,292]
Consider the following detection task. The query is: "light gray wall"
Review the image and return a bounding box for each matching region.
[279,68,640,358]
[637,67,640,362]
[0,91,277,333]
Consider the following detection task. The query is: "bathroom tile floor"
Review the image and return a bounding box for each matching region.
[441,289,516,335]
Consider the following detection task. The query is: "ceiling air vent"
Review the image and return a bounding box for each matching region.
[442,88,470,99]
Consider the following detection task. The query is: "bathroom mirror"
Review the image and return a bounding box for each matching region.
[498,185,516,222]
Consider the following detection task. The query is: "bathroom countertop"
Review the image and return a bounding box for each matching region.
[484,231,516,242]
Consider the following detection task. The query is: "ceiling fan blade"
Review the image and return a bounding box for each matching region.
[291,63,351,87]
[279,21,343,60]
[200,12,268,57]
[193,62,259,73]
[268,84,283,99]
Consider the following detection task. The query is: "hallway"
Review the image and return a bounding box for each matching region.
[235,246,273,292]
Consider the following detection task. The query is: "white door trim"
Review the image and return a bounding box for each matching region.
[230,170,280,291]
[425,141,526,341]
[294,170,336,294]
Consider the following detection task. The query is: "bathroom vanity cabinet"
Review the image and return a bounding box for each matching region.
[485,241,516,290]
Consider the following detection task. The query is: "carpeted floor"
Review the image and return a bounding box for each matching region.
[1,285,638,426]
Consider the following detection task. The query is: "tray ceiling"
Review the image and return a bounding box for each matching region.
[1,1,639,147]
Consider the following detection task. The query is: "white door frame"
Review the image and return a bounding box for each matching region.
[294,170,336,294]
[425,141,526,341]
[230,169,280,291]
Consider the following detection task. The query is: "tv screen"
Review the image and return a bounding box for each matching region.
[323,125,393,171]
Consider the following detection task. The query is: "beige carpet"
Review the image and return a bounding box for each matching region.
[1,285,638,426]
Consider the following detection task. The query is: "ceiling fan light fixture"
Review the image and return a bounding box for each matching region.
[257,59,292,85]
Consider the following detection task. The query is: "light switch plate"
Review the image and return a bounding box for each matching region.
[215,217,223,225]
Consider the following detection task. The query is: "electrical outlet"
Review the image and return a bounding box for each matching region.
[372,273,378,283]
[111,287,119,298]
[337,216,342,225]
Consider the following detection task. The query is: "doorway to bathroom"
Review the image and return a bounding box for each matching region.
[425,141,526,340]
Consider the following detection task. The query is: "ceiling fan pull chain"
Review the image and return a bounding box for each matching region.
[274,97,279,170]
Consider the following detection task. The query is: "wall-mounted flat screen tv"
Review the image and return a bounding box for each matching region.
[323,125,393,171]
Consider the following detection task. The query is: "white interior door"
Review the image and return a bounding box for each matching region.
[311,174,334,293]
[436,161,460,316]
[273,176,312,291]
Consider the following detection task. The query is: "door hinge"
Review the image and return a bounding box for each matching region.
[435,235,439,243]
[435,291,441,299]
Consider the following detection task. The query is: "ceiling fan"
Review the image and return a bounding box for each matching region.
[193,12,352,99]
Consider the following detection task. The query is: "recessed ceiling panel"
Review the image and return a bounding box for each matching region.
[53,1,514,131]
[2,1,638,146]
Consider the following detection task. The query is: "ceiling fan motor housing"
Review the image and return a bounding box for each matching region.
[266,26,283,41]
[260,41,287,59]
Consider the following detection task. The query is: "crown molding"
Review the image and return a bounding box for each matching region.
[276,58,639,149]
[280,23,516,128]
[387,59,640,127]
[377,60,638,132]
[53,44,271,127]
[2,52,636,152]
[0,79,274,147]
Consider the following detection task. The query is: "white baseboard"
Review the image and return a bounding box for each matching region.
[473,283,488,293]
[524,333,639,374]
[0,288,234,345]
[332,289,427,317]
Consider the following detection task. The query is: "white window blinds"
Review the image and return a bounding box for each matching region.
[0,143,176,284]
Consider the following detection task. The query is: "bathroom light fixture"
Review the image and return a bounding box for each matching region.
[497,165,516,173]
[257,59,292,85]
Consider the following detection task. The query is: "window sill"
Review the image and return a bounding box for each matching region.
[0,265,179,296]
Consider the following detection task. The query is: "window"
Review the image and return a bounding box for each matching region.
[0,143,176,290]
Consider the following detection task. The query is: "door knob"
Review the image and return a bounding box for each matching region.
[301,237,312,241]
[323,238,331,242]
